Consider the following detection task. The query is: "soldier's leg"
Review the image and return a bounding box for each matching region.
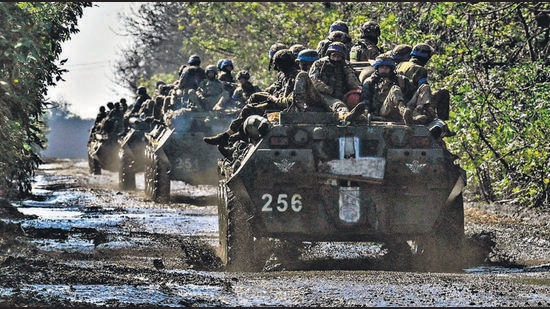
[432,88,450,120]
[294,72,326,112]
[411,84,435,124]
[321,94,349,113]
[187,90,206,111]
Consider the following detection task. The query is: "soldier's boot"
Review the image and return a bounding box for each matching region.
[344,103,366,123]
[228,130,247,143]
[217,145,234,160]
[203,130,232,146]
[413,114,430,125]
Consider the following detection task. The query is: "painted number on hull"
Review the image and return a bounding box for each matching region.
[261,193,303,212]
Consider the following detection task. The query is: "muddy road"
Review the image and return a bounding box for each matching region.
[0,158,549,307]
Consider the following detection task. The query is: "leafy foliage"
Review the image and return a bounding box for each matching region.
[0,2,92,197]
[114,2,549,209]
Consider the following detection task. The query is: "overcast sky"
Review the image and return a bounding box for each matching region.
[47,2,136,120]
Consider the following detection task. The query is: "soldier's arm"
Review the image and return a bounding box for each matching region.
[309,62,333,95]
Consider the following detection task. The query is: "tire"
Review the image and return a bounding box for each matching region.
[144,144,170,203]
[88,153,101,175]
[414,193,465,271]
[218,184,264,272]
[118,146,136,190]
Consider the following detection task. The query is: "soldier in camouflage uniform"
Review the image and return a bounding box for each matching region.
[188,65,230,112]
[391,44,413,69]
[174,54,206,109]
[231,70,262,108]
[350,21,383,63]
[218,59,237,96]
[395,43,440,124]
[308,42,362,114]
[203,49,299,150]
[360,54,416,125]
[316,20,353,60]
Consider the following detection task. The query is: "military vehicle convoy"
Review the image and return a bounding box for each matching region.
[216,111,466,272]
[143,109,237,203]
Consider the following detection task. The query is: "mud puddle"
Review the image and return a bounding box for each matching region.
[1,159,547,307]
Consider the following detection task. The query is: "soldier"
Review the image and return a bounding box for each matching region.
[308,42,362,114]
[350,21,383,63]
[360,54,416,125]
[203,49,299,149]
[188,65,230,111]
[218,59,237,96]
[231,70,262,108]
[268,42,289,71]
[292,49,326,112]
[391,44,413,69]
[92,106,108,133]
[175,54,206,109]
[396,43,440,124]
[316,20,353,60]
[129,86,151,116]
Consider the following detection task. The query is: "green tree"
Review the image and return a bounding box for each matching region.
[0,2,92,198]
[115,2,550,209]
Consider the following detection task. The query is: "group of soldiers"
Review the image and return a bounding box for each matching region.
[91,19,454,159]
[203,19,453,158]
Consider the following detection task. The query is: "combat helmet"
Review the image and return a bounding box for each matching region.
[360,21,381,39]
[391,44,413,62]
[329,20,349,34]
[326,41,347,57]
[205,65,218,74]
[220,59,234,71]
[268,42,289,70]
[188,54,201,65]
[296,49,319,63]
[328,30,352,44]
[411,43,434,60]
[272,49,296,71]
[373,54,396,70]
[237,70,251,80]
[289,44,306,56]
[136,86,147,96]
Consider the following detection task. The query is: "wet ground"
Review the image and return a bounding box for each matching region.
[0,158,549,307]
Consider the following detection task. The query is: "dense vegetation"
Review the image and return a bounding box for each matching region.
[0,2,92,197]
[1,2,548,210]
[115,2,549,209]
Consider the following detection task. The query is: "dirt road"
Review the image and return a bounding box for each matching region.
[0,158,548,306]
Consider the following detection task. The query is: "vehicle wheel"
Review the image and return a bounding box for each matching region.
[144,144,170,203]
[88,153,101,175]
[415,193,465,271]
[383,240,413,271]
[218,184,264,272]
[118,146,136,190]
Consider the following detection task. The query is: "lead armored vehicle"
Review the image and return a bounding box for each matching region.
[216,111,466,272]
[143,109,237,203]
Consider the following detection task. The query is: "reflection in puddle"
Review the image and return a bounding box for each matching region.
[0,284,225,307]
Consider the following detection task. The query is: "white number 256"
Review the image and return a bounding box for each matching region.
[261,193,303,212]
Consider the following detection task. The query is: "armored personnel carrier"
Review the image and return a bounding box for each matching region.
[87,125,120,175]
[216,111,466,272]
[143,109,237,203]
[118,117,155,190]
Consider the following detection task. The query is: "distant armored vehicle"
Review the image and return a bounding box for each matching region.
[118,117,155,190]
[216,111,466,272]
[87,125,120,175]
[143,109,237,203]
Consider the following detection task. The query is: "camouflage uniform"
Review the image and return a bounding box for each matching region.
[361,55,416,124]
[396,45,437,124]
[308,43,361,112]
[232,80,262,107]
[350,21,382,63]
[204,49,298,148]
[316,30,353,60]
[188,68,230,111]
